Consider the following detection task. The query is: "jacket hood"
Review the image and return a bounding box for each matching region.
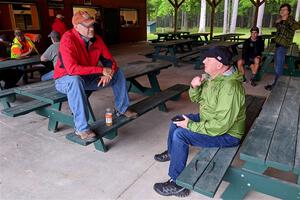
[214,66,244,83]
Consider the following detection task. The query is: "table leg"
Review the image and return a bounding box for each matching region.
[223,162,300,200]
[47,102,62,132]
[168,47,177,67]
[152,47,161,62]
[147,72,167,112]
[256,55,273,81]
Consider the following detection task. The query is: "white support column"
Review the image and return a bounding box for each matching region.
[199,0,206,32]
[257,1,265,35]
[230,0,239,33]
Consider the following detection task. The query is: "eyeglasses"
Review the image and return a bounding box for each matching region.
[79,23,94,29]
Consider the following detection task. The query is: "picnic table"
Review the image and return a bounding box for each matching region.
[151,31,190,42]
[150,39,199,66]
[261,34,274,47]
[0,55,40,70]
[0,61,172,126]
[0,55,42,84]
[0,61,189,152]
[257,43,300,80]
[221,76,300,199]
[212,33,245,42]
[180,33,210,45]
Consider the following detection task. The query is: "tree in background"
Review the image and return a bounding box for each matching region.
[146,0,299,35]
[167,0,186,32]
[206,0,222,39]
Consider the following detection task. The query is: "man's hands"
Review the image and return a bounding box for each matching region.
[173,115,189,129]
[191,75,206,88]
[97,67,113,87]
[98,75,111,87]
[103,67,113,79]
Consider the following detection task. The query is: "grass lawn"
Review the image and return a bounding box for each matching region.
[147,27,300,45]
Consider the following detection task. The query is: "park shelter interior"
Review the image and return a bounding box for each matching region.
[0,0,147,51]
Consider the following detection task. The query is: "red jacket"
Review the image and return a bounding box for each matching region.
[52,18,67,37]
[53,28,118,79]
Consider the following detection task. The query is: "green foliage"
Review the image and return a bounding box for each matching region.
[147,27,300,45]
[238,0,253,16]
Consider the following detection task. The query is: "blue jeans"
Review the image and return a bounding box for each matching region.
[55,69,130,132]
[273,46,287,85]
[41,70,54,81]
[167,113,240,181]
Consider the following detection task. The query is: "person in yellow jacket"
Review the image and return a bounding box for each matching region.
[11,28,39,59]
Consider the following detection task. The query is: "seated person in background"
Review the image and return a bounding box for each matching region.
[54,11,138,142]
[237,27,264,86]
[40,31,60,81]
[0,37,23,89]
[11,28,39,59]
[153,46,246,198]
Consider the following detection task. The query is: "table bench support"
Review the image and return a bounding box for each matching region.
[93,138,107,152]
[147,73,167,112]
[223,166,300,200]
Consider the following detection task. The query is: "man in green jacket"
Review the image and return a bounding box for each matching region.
[153,46,246,197]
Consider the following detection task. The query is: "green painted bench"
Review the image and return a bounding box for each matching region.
[176,95,266,198]
[66,84,189,152]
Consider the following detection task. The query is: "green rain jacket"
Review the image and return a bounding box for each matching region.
[188,68,246,139]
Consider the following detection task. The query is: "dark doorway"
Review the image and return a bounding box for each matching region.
[103,8,119,45]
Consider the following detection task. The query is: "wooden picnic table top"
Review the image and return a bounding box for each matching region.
[8,61,173,104]
[261,34,274,39]
[0,55,40,70]
[154,31,190,36]
[240,76,300,172]
[181,33,210,40]
[213,33,245,38]
[149,39,193,47]
[198,41,242,50]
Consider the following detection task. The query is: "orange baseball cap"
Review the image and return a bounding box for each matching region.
[72,11,95,26]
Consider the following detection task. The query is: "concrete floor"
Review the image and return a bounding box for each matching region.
[0,42,291,200]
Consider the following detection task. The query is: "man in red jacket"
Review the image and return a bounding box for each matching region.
[54,11,137,142]
[51,14,67,37]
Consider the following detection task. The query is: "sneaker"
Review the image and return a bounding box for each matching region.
[123,109,138,118]
[154,150,170,162]
[153,179,190,197]
[75,130,97,142]
[264,84,273,91]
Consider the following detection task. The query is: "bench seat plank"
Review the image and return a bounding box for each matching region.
[266,77,300,171]
[1,100,50,117]
[0,88,15,98]
[66,84,189,146]
[193,146,239,197]
[176,148,219,190]
[240,77,290,164]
